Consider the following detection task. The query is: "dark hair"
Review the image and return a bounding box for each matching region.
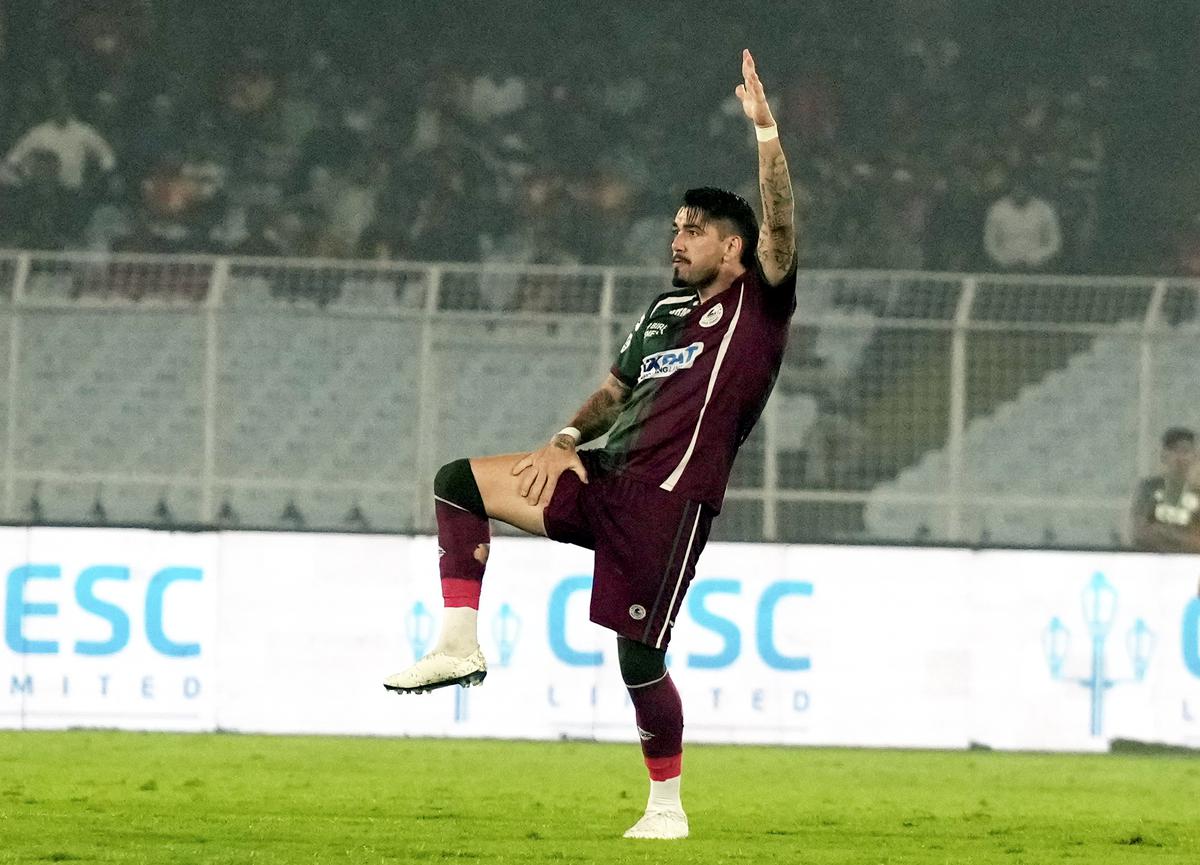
[1162,427,1195,448]
[681,187,759,268]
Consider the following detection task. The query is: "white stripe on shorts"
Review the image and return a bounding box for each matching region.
[655,505,703,649]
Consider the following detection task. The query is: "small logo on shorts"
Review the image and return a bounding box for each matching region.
[700,303,723,327]
[629,604,647,621]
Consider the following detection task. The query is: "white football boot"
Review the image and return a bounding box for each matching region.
[383,648,487,694]
[623,808,689,840]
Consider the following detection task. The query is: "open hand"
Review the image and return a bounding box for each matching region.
[735,48,776,128]
[511,440,588,507]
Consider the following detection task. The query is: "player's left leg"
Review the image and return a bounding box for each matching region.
[618,636,689,840]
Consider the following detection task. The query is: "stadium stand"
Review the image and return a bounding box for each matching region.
[2,2,1198,278]
[864,332,1142,546]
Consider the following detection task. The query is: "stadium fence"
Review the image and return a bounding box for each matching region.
[0,249,1195,548]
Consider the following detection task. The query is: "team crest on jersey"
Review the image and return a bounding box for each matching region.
[638,341,703,383]
[700,303,723,327]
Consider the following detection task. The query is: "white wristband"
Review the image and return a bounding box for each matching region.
[755,124,779,142]
[555,426,581,445]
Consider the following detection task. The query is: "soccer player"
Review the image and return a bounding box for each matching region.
[1130,427,1200,553]
[384,49,798,840]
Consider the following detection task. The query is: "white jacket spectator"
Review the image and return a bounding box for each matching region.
[5,100,116,191]
[983,185,1062,270]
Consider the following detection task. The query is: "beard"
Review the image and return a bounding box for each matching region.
[671,261,719,289]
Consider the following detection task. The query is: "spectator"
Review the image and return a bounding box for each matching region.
[230,205,284,257]
[111,206,174,254]
[4,94,116,193]
[179,132,231,242]
[1130,427,1200,553]
[925,165,984,271]
[322,159,382,257]
[140,149,201,246]
[1,2,1199,275]
[84,176,134,251]
[0,149,81,249]
[290,102,364,194]
[982,176,1063,272]
[219,46,279,145]
[123,94,184,184]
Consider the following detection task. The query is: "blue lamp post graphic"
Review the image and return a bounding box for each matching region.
[1043,572,1155,737]
[405,601,435,660]
[455,603,523,724]
[493,603,522,668]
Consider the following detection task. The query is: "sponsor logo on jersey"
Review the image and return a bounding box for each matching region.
[638,342,703,383]
[644,322,668,339]
[700,303,723,327]
[669,306,692,317]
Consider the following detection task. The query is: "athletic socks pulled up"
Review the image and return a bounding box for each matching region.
[436,497,489,609]
[627,672,684,782]
[434,459,490,610]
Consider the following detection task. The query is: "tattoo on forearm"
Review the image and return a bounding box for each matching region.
[569,385,626,442]
[758,147,797,274]
[759,152,793,228]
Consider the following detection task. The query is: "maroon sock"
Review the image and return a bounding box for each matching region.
[627,672,684,780]
[436,498,490,609]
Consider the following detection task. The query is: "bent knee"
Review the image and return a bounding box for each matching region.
[434,458,486,517]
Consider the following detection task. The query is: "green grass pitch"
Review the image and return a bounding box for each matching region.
[1,731,1197,864]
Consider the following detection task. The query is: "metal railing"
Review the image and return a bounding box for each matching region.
[2,249,1196,548]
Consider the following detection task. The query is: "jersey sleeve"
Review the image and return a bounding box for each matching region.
[611,308,649,387]
[757,260,799,318]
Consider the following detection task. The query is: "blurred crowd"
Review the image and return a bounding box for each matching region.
[1,0,1199,276]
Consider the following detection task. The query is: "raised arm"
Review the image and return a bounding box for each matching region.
[736,48,796,286]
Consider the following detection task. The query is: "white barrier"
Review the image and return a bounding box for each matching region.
[3,527,1199,751]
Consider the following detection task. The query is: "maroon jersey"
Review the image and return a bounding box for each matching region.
[601,265,798,511]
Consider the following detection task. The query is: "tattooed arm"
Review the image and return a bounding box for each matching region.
[735,48,797,286]
[562,374,632,446]
[510,374,632,505]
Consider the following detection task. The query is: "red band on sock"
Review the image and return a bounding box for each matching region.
[440,577,482,609]
[436,498,489,610]
[645,753,682,782]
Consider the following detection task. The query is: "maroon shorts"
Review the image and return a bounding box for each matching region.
[542,451,713,649]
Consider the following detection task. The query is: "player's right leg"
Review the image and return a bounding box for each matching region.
[383,453,548,694]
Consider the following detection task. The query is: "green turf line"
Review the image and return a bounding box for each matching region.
[1,731,1197,864]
